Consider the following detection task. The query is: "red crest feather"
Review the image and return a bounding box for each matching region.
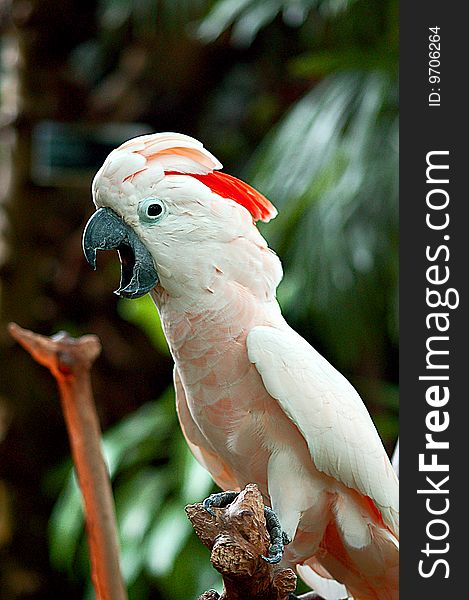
[166,170,277,223]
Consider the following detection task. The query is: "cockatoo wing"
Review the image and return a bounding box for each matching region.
[247,326,399,537]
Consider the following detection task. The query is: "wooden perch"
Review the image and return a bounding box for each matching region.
[8,323,127,600]
[186,484,299,600]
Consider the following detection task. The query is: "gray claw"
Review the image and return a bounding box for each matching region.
[202,491,239,516]
[202,498,216,517]
[261,542,284,564]
[262,506,290,564]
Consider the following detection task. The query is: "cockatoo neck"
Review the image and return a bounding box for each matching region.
[149,230,283,313]
[148,232,285,360]
[150,258,284,360]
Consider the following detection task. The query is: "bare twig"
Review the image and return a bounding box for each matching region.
[8,323,127,600]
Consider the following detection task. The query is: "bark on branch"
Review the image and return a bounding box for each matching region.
[8,323,127,600]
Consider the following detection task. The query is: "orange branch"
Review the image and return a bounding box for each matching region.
[8,323,127,600]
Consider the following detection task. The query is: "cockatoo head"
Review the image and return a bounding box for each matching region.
[83,132,280,302]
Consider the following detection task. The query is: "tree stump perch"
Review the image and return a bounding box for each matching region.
[186,484,297,600]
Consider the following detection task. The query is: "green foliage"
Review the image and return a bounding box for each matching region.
[118,296,170,356]
[291,46,397,77]
[197,0,357,46]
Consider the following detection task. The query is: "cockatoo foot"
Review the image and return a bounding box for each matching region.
[202,492,290,564]
[202,490,240,516]
[261,506,291,564]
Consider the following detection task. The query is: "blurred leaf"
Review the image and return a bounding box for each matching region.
[378,381,399,411]
[196,0,259,43]
[291,45,398,77]
[180,448,213,504]
[118,295,170,356]
[104,391,175,474]
[48,474,84,573]
[145,503,192,577]
[225,0,289,47]
[116,468,168,584]
[351,377,398,448]
[160,529,221,599]
[197,0,357,46]
[374,412,399,444]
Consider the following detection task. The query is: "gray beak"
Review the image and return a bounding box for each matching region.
[82,207,159,299]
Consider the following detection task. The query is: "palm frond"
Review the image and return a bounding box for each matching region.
[197,0,357,46]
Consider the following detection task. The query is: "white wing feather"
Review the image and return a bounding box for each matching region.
[247,325,399,536]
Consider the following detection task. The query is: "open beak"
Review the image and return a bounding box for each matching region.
[82,207,159,299]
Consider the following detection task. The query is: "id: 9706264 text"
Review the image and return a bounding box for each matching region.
[428,26,441,107]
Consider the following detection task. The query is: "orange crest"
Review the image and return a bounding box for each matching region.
[166,170,277,223]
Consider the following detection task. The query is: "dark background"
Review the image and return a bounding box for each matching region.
[0,1,398,598]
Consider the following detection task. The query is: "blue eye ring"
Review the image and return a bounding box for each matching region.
[138,197,166,224]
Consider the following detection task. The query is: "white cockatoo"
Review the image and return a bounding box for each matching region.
[83,132,399,600]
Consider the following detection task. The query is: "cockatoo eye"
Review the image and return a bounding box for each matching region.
[138,198,166,224]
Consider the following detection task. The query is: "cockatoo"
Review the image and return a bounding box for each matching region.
[83,132,399,600]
